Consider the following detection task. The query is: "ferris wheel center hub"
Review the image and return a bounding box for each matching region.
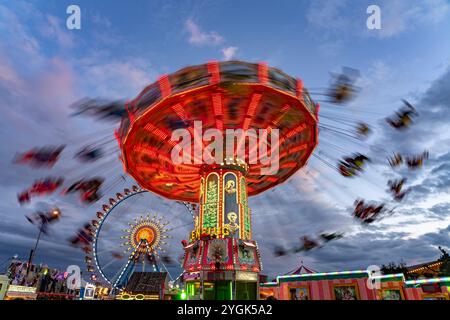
[136,227,155,244]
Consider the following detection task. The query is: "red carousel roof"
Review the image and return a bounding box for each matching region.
[118,61,319,202]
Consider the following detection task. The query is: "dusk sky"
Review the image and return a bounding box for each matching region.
[1,0,450,280]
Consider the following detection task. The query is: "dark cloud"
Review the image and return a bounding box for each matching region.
[253,65,450,277]
[421,224,450,247]
[429,203,450,218]
[311,227,449,271]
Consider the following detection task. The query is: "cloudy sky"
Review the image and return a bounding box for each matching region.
[0,0,449,280]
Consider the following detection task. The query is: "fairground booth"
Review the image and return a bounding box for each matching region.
[116,272,168,300]
[260,263,450,300]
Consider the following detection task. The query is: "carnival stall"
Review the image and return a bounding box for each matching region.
[0,275,9,300]
[260,269,450,300]
[4,285,38,300]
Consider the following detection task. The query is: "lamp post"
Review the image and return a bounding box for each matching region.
[26,209,61,276]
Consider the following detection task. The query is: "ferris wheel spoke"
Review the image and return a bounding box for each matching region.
[110,262,130,285]
[168,221,193,231]
[158,258,174,281]
[99,256,121,271]
[111,249,138,287]
[95,247,122,257]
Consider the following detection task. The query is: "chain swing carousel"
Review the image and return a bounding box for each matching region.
[14,52,435,299]
[115,61,318,300]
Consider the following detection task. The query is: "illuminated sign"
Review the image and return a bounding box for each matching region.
[236,271,258,281]
[7,285,37,294]
[83,283,96,300]
[116,293,159,300]
[183,272,200,281]
[190,226,230,241]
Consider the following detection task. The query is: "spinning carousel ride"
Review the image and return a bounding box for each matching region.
[115,61,319,300]
[13,54,432,300]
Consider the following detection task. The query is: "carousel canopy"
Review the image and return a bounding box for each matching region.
[117,61,319,202]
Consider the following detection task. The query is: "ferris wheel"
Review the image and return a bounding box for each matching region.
[85,185,194,290]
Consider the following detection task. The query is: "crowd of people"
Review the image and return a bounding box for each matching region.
[6,260,77,296]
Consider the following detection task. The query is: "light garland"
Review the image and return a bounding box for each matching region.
[278,270,368,279]
[371,273,405,281]
[405,277,450,285]
[407,261,442,274]
[223,157,249,173]
[277,270,369,283]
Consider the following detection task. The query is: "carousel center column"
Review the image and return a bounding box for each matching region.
[183,158,262,300]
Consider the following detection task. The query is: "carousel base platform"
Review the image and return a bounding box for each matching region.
[184,270,259,300]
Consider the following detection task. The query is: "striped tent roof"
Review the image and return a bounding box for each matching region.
[285,260,317,275]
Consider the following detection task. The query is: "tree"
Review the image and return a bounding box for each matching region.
[438,246,450,277]
[381,261,408,275]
